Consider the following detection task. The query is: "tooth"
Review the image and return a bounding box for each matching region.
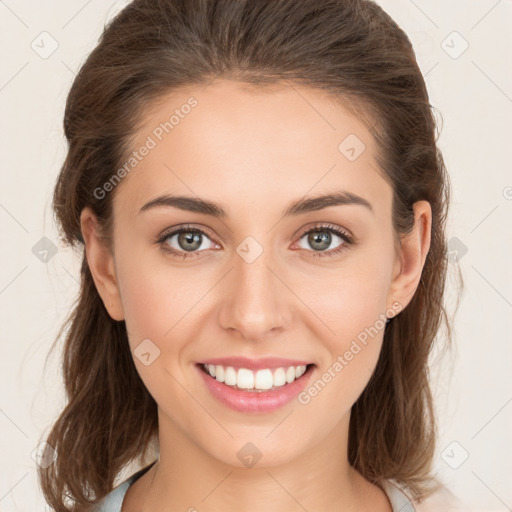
[224,366,237,386]
[285,366,296,383]
[254,369,273,390]
[207,363,309,389]
[237,368,254,389]
[273,367,286,387]
[215,365,224,382]
[295,365,306,378]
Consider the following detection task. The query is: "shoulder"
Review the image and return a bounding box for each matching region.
[93,480,131,512]
[390,481,474,512]
[93,462,156,512]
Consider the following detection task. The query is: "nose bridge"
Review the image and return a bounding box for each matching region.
[218,236,290,338]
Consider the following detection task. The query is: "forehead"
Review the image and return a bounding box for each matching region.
[112,79,390,219]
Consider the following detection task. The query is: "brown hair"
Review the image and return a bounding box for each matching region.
[39,0,462,509]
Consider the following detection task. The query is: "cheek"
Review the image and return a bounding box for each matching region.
[115,250,214,377]
[315,277,388,380]
[113,248,183,385]
[297,281,389,423]
[296,246,393,402]
[115,255,190,408]
[116,245,191,341]
[119,270,168,342]
[302,250,393,340]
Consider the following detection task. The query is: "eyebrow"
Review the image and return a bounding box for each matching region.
[138,191,373,217]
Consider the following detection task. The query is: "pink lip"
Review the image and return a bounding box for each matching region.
[198,356,313,371]
[195,363,316,413]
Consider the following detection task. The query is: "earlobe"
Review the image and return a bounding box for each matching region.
[79,207,125,321]
[386,200,432,312]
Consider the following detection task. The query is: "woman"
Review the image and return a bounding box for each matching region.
[39,0,467,510]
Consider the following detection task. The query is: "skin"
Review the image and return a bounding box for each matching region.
[80,79,431,512]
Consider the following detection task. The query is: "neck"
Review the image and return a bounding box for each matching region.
[130,409,391,512]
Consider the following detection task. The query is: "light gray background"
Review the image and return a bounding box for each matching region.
[1,1,511,510]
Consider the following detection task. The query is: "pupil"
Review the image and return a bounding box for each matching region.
[179,231,201,251]
[309,231,330,251]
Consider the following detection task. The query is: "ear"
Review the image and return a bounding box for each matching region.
[80,207,125,321]
[386,200,432,313]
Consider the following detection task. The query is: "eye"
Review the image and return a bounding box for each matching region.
[156,224,218,259]
[156,222,354,260]
[295,223,354,258]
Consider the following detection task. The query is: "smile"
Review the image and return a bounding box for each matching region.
[196,361,316,413]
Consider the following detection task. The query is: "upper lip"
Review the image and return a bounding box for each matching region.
[197,356,314,371]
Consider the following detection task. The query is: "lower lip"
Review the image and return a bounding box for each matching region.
[196,364,315,413]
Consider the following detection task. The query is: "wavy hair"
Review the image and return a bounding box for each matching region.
[38,0,463,509]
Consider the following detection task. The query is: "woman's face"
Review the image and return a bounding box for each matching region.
[82,79,430,468]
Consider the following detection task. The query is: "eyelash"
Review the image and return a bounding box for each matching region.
[155,223,354,260]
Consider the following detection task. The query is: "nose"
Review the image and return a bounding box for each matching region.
[217,244,292,341]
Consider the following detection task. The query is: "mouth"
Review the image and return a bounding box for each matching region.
[196,363,315,394]
[195,361,316,413]
[197,362,316,392]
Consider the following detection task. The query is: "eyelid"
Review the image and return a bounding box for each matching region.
[157,223,218,242]
[294,222,354,243]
